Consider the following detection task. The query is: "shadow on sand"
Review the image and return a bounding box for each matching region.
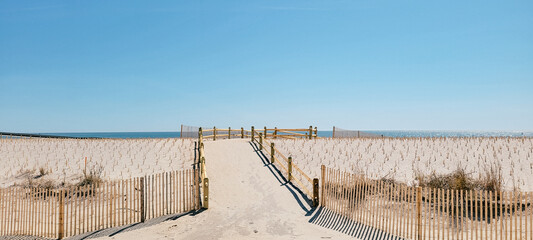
[249,141,317,216]
[308,206,405,240]
[0,209,204,240]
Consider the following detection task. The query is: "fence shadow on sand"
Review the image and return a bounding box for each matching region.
[309,207,404,240]
[0,209,204,240]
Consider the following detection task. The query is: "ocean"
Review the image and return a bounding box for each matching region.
[14,130,531,139]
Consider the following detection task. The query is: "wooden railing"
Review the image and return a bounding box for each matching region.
[0,169,200,239]
[321,166,533,240]
[252,129,319,207]
[200,126,318,141]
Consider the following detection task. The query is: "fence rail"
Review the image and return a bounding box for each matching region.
[321,166,533,240]
[0,169,199,239]
[198,126,319,141]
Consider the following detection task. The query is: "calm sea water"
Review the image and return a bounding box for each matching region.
[24,130,533,139]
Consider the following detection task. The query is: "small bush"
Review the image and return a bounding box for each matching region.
[416,164,503,192]
[38,167,47,177]
[78,164,103,187]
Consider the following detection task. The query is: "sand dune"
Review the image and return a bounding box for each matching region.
[271,137,533,191]
[0,138,195,188]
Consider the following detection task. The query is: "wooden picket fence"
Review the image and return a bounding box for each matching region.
[0,169,200,239]
[322,166,533,240]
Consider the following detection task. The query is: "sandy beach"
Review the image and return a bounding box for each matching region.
[271,137,533,191]
[0,138,195,188]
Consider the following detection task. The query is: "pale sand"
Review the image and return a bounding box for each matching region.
[0,138,195,188]
[271,137,533,191]
[91,139,351,240]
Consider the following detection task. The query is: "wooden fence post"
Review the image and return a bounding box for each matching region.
[259,133,263,150]
[199,127,203,142]
[321,165,325,207]
[264,126,267,139]
[203,178,209,209]
[313,178,319,207]
[140,177,145,222]
[180,124,183,138]
[213,127,216,141]
[314,127,317,139]
[200,157,205,179]
[228,127,231,139]
[308,126,312,139]
[274,127,277,139]
[58,190,64,239]
[251,126,255,142]
[288,157,292,182]
[416,187,422,240]
[332,126,335,138]
[270,143,275,164]
[241,127,244,138]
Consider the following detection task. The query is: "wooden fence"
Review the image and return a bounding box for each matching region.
[199,126,318,141]
[0,169,200,239]
[322,166,533,240]
[251,129,320,207]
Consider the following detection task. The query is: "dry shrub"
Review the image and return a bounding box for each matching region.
[78,163,103,187]
[416,164,503,192]
[476,163,503,192]
[38,167,47,177]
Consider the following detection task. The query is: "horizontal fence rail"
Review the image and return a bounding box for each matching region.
[197,126,319,141]
[0,169,199,239]
[321,166,533,240]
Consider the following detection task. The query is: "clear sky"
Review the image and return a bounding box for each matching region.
[1,1,532,132]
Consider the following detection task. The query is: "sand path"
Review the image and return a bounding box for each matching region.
[93,139,350,240]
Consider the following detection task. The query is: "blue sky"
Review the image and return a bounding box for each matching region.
[1,1,532,132]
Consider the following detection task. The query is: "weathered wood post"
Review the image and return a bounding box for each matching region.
[270,143,275,164]
[264,126,267,139]
[259,133,263,150]
[332,126,335,138]
[288,157,293,182]
[140,177,145,222]
[203,178,209,209]
[200,156,205,179]
[228,127,231,139]
[213,127,216,141]
[274,127,278,139]
[308,126,313,139]
[314,127,317,139]
[251,126,255,142]
[180,124,183,138]
[313,178,319,207]
[58,190,65,239]
[321,165,325,207]
[416,187,422,240]
[241,127,244,138]
[199,127,203,142]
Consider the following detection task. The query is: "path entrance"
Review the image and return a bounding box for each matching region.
[95,139,350,239]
